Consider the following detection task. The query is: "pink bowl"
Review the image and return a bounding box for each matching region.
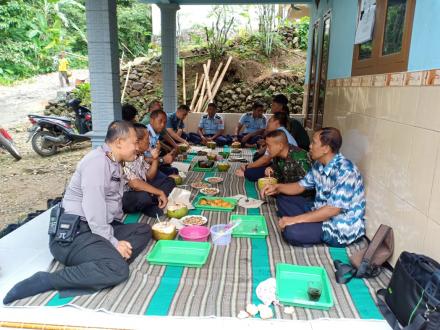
[179,225,210,242]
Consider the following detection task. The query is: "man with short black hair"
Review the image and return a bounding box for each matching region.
[271,93,310,151]
[233,101,266,147]
[123,124,174,217]
[166,104,190,145]
[140,100,162,126]
[147,109,179,176]
[189,103,232,146]
[122,103,138,123]
[236,112,298,181]
[3,121,152,305]
[261,127,366,247]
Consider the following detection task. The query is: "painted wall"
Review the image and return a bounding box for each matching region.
[306,0,440,83]
[305,0,358,82]
[408,0,440,71]
[323,74,440,265]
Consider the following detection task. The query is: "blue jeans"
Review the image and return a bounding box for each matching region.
[276,195,323,246]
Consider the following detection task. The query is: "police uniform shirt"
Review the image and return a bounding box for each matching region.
[199,114,224,135]
[166,112,185,132]
[239,112,266,134]
[61,143,124,247]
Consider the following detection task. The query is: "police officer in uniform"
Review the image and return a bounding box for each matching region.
[3,121,152,304]
[166,104,191,145]
[188,103,232,146]
[233,100,266,147]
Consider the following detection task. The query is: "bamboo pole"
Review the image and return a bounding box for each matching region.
[195,73,207,112]
[194,72,199,91]
[206,61,223,101]
[199,56,232,112]
[203,63,213,102]
[182,59,186,105]
[189,73,205,111]
[199,61,223,112]
[211,56,233,99]
[120,63,132,103]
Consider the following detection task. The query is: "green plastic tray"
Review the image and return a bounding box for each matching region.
[230,214,268,238]
[276,263,334,310]
[192,163,216,172]
[147,240,211,268]
[193,196,237,212]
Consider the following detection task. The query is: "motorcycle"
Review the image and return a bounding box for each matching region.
[28,99,92,157]
[67,99,92,134]
[0,127,22,161]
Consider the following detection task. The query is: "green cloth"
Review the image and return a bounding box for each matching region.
[272,145,311,183]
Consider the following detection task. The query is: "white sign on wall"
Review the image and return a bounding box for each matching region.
[355,0,377,45]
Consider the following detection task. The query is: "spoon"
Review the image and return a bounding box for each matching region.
[212,221,242,241]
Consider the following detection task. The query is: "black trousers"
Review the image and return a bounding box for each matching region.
[122,172,175,215]
[276,195,323,246]
[48,221,151,291]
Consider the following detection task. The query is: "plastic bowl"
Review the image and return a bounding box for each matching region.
[217,162,231,172]
[210,224,232,246]
[179,225,210,242]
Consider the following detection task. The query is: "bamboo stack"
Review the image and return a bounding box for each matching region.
[190,56,232,112]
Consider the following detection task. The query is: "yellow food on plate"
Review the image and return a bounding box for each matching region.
[198,198,232,208]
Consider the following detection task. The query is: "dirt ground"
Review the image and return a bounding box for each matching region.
[0,70,89,232]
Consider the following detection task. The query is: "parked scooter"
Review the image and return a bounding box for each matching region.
[0,127,22,160]
[28,99,92,157]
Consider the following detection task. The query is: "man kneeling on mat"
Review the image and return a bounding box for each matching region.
[3,121,152,304]
[261,127,366,247]
[122,123,175,217]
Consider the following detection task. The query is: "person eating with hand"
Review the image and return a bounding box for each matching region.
[261,127,366,248]
[123,123,175,217]
[233,101,266,147]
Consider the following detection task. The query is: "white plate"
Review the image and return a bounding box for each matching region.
[200,187,220,196]
[190,181,211,189]
[204,176,224,184]
[179,215,208,226]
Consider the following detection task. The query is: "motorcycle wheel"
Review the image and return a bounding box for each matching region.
[31,131,58,157]
[0,134,22,161]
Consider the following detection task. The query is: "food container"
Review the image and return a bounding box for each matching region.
[217,162,230,172]
[178,143,189,153]
[207,153,217,161]
[169,174,183,185]
[166,203,189,219]
[152,222,177,240]
[198,160,215,168]
[210,224,232,246]
[231,141,241,149]
[257,177,278,190]
[179,225,211,242]
[207,141,216,149]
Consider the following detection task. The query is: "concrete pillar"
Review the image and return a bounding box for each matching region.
[85,0,121,147]
[159,4,180,113]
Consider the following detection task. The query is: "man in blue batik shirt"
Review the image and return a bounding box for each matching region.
[261,127,366,247]
[188,103,232,146]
